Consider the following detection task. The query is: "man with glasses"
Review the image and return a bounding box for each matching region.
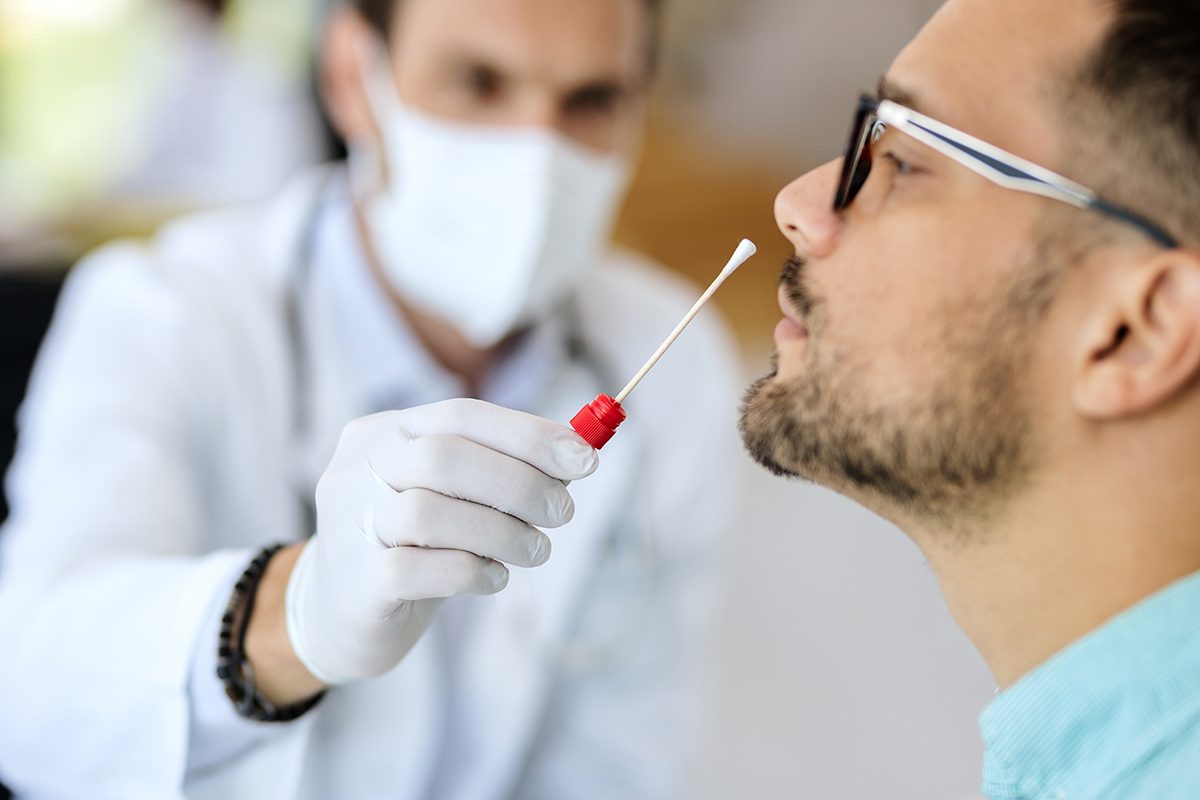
[742,0,1200,795]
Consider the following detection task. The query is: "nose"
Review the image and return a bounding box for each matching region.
[774,159,844,260]
[500,86,559,134]
[528,97,560,134]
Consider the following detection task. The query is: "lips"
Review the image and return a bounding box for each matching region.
[776,285,809,339]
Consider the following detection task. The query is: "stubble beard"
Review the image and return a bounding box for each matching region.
[739,257,1040,525]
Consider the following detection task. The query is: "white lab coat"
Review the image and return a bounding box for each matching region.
[0,170,741,800]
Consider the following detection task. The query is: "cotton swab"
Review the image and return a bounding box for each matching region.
[570,239,757,449]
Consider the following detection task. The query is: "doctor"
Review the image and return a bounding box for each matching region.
[0,0,740,797]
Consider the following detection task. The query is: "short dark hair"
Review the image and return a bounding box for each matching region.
[1063,0,1200,248]
[351,0,664,72]
[353,0,395,36]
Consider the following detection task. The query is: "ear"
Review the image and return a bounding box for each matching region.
[318,7,382,148]
[1074,250,1200,419]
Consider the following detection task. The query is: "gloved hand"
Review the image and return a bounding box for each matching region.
[285,398,598,685]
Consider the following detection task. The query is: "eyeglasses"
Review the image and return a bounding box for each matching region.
[834,94,1179,249]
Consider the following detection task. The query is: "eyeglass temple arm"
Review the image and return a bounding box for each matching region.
[876,101,1178,249]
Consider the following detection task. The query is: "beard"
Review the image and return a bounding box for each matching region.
[739,256,1041,523]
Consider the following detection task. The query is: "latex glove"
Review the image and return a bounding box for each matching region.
[286,398,598,685]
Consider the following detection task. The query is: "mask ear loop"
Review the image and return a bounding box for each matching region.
[347,34,401,200]
[346,141,383,202]
[357,35,402,128]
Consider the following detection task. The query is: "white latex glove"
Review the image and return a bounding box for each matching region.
[285,399,599,685]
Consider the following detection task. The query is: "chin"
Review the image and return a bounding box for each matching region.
[738,369,800,479]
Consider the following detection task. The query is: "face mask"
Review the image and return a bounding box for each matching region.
[354,48,633,348]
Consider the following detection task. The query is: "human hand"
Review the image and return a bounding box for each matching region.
[283,399,598,686]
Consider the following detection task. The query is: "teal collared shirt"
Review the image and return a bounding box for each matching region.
[980,570,1200,799]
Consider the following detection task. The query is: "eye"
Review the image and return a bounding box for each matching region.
[883,152,918,176]
[563,83,624,118]
[462,65,503,101]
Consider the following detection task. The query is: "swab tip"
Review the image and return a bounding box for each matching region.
[724,238,758,275]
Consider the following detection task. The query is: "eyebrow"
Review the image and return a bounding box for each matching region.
[877,75,923,113]
[446,50,638,94]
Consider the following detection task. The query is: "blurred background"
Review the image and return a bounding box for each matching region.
[0,0,994,796]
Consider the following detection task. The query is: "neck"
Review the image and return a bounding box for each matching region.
[353,204,502,394]
[911,440,1200,689]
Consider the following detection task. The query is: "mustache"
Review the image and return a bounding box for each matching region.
[780,256,818,319]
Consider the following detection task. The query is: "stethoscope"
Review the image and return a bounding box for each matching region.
[281,171,665,670]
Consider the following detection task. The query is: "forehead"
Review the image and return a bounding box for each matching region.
[390,0,647,81]
[887,0,1112,166]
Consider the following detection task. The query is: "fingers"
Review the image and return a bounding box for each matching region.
[398,398,599,482]
[378,547,511,600]
[368,432,576,528]
[369,488,552,568]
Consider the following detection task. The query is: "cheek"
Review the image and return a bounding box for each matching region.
[560,102,643,154]
[814,219,1003,397]
[392,63,456,118]
[821,224,946,339]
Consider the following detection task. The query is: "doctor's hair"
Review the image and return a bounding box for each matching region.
[350,0,665,73]
[182,0,228,15]
[1059,0,1200,248]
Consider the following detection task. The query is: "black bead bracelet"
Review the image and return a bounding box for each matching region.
[216,544,324,722]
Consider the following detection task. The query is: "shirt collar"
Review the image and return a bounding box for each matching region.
[979,569,1200,799]
[312,173,570,415]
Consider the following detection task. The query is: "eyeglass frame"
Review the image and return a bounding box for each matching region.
[833,94,1179,250]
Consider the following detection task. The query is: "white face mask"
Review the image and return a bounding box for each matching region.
[354,49,633,348]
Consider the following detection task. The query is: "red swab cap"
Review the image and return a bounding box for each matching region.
[570,394,626,450]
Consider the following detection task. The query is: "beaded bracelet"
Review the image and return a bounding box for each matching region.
[216,544,324,722]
